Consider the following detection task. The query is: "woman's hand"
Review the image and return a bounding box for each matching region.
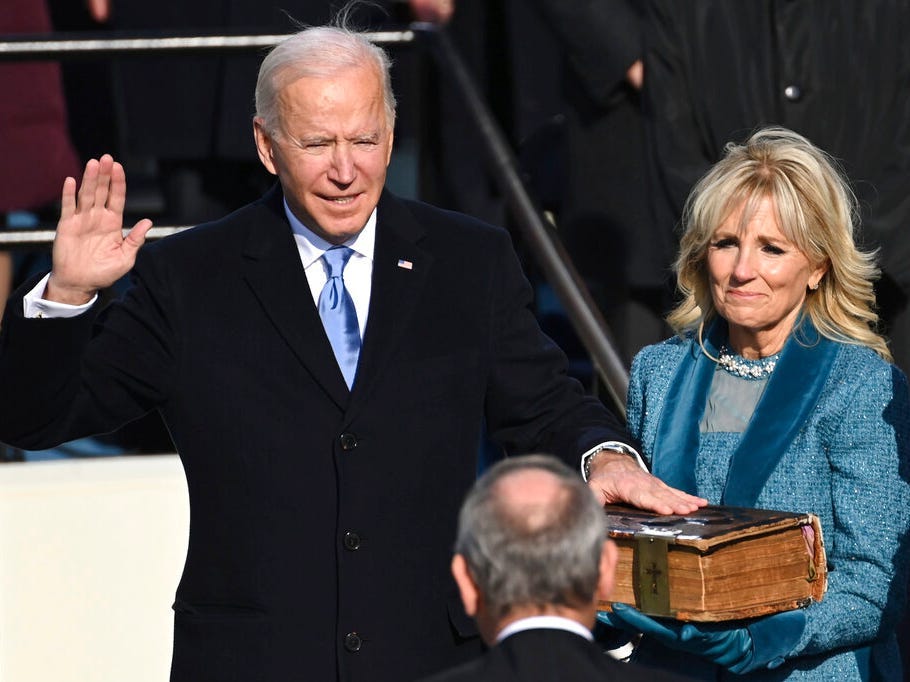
[598,603,805,674]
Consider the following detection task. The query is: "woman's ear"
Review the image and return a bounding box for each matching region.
[808,259,830,291]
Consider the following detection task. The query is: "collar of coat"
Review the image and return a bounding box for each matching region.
[651,315,838,506]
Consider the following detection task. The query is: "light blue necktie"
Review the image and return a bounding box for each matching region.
[318,246,361,389]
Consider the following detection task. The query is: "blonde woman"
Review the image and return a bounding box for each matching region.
[600,128,910,681]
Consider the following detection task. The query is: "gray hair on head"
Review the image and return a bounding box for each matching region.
[254,4,397,137]
[455,454,608,620]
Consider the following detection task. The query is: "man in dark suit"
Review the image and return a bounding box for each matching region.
[0,18,703,682]
[523,0,672,366]
[418,454,689,682]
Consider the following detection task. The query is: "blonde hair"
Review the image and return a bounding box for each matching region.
[667,127,890,361]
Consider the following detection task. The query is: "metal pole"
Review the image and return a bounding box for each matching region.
[0,31,415,60]
[418,25,628,415]
[0,227,191,249]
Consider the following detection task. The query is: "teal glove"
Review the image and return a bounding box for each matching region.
[597,603,805,674]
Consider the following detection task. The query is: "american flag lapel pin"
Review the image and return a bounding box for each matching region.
[397,259,413,270]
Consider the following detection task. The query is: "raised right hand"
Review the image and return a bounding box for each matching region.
[46,155,152,305]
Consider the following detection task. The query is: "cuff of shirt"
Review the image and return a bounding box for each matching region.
[580,441,647,481]
[23,273,98,319]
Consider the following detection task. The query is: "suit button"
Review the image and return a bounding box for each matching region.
[344,632,362,652]
[339,432,358,451]
[783,84,802,101]
[343,531,361,551]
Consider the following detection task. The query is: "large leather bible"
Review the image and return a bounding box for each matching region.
[599,505,827,622]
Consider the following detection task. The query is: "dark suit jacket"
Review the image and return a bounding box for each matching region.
[416,628,691,682]
[528,1,669,293]
[0,187,630,682]
[518,0,672,365]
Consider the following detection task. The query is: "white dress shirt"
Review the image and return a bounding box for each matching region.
[496,615,594,643]
[285,198,374,340]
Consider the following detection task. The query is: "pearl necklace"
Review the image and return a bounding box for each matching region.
[717,346,780,379]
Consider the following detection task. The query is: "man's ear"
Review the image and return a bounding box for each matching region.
[595,539,619,602]
[451,554,479,617]
[384,128,395,167]
[253,117,278,176]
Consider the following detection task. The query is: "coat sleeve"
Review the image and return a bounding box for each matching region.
[0,250,177,449]
[641,0,715,233]
[794,360,910,657]
[480,228,632,466]
[625,348,649,462]
[527,0,642,107]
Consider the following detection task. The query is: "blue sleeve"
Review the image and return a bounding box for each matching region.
[794,359,910,657]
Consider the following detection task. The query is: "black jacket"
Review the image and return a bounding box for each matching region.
[644,0,910,292]
[417,628,692,682]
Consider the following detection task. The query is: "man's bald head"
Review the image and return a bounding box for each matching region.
[454,455,609,620]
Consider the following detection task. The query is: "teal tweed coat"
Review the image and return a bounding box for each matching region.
[627,331,910,681]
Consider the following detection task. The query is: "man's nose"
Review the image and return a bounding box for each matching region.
[328,144,355,185]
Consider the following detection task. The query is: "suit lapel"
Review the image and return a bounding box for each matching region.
[346,191,432,421]
[240,187,350,410]
[652,316,839,506]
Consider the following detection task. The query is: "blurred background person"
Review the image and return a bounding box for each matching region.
[600,128,910,680]
[425,0,670,392]
[0,0,82,315]
[0,0,87,462]
[522,0,671,368]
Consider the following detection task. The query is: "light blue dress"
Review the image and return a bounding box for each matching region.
[626,323,910,681]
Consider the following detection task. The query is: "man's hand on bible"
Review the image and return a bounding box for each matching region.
[586,450,706,514]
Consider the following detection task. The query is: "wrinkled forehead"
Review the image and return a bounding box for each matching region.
[275,65,390,128]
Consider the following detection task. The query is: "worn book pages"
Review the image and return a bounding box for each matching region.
[599,505,827,622]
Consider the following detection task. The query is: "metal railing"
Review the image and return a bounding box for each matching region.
[0,25,628,415]
[420,26,628,412]
[0,30,415,59]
